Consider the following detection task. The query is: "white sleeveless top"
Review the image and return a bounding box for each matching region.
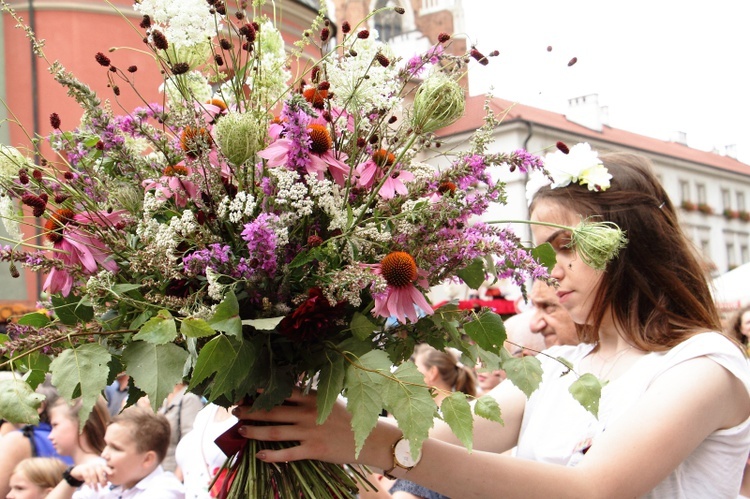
[516,332,750,498]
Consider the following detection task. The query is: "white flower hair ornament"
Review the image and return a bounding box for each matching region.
[526,142,612,204]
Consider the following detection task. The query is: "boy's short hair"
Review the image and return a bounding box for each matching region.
[111,406,170,462]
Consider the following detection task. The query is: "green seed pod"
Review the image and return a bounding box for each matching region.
[214,111,266,167]
[411,71,465,134]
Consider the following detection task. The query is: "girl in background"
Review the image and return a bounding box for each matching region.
[6,457,68,499]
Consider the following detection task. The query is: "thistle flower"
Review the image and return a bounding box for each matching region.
[570,219,628,271]
[214,111,266,166]
[411,70,465,134]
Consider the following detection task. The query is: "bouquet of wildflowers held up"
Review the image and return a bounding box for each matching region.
[0,0,625,496]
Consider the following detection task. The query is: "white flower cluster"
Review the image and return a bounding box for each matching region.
[134,0,218,48]
[0,195,22,241]
[270,168,314,219]
[526,142,612,204]
[161,71,212,110]
[243,20,292,109]
[409,161,439,185]
[205,267,226,301]
[328,30,400,113]
[0,145,30,178]
[217,191,257,223]
[150,209,199,260]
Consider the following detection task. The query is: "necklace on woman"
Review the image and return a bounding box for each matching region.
[591,344,633,380]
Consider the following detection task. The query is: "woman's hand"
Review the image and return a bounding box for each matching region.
[233,389,399,469]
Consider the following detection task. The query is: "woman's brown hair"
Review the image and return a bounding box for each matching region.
[529,152,721,351]
[52,396,110,454]
[414,344,477,396]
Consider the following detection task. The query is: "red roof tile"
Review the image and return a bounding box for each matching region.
[439,95,750,175]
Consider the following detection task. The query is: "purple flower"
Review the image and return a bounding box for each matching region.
[241,213,279,275]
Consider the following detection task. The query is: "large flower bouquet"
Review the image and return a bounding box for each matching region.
[0,0,621,497]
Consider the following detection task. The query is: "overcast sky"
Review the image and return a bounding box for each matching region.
[461,0,750,164]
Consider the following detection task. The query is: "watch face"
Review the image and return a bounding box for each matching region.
[395,438,421,468]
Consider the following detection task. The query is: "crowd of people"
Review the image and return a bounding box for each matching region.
[2,149,750,498]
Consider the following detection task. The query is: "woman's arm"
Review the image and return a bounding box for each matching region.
[236,356,750,499]
[0,430,32,498]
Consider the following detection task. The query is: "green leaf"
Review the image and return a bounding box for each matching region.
[316,355,346,424]
[288,247,322,269]
[531,242,557,271]
[252,365,295,411]
[111,283,142,295]
[17,312,50,328]
[350,312,377,341]
[129,310,153,331]
[474,395,504,424]
[189,335,236,390]
[0,379,43,424]
[241,316,284,331]
[209,291,242,339]
[17,353,51,390]
[556,356,575,373]
[180,317,216,338]
[569,373,604,418]
[345,350,392,457]
[49,343,111,430]
[211,338,258,403]
[440,392,474,452]
[383,362,436,458]
[456,258,486,290]
[463,312,506,352]
[122,341,188,412]
[133,310,177,344]
[502,355,543,398]
[51,294,94,326]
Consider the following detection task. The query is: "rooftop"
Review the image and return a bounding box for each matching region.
[439,95,750,176]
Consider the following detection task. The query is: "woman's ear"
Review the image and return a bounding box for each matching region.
[426,365,439,384]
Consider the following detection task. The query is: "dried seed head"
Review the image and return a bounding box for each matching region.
[95,52,111,67]
[342,21,351,34]
[438,33,450,43]
[357,30,370,39]
[49,113,61,129]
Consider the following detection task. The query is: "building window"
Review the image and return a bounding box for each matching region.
[696,183,707,204]
[727,242,737,269]
[742,244,749,264]
[700,239,711,259]
[738,192,746,212]
[374,0,404,41]
[722,188,731,210]
[680,180,690,203]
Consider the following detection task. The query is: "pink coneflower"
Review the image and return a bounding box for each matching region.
[357,149,413,199]
[371,251,434,324]
[142,164,198,208]
[43,209,122,296]
[258,123,349,186]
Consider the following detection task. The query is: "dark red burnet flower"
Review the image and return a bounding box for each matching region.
[556,141,570,154]
[276,288,347,341]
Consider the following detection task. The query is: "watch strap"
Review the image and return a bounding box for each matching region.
[62,466,84,488]
[382,436,415,480]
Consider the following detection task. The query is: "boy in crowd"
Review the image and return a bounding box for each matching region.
[48,406,184,499]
